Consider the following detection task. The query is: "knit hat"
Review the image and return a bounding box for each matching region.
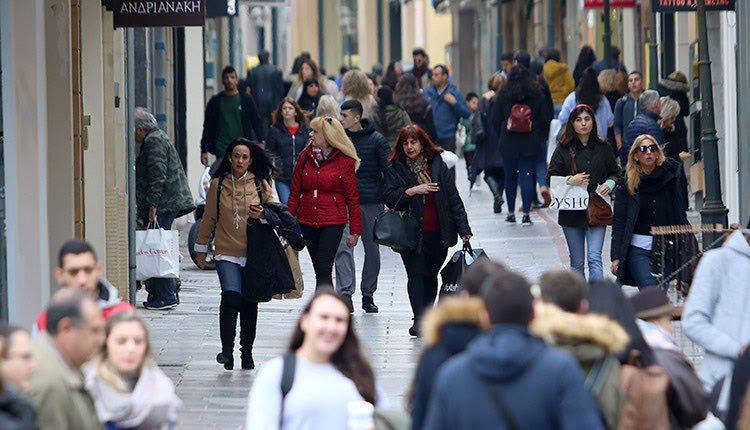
[628,288,675,320]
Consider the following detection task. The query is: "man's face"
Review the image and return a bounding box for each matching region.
[67,299,105,367]
[500,60,512,74]
[653,99,662,115]
[339,109,360,130]
[222,72,238,91]
[55,252,103,296]
[628,74,643,94]
[414,54,426,68]
[431,68,447,87]
[135,127,148,143]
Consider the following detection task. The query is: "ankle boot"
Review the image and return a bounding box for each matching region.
[484,175,504,213]
[239,299,258,370]
[217,292,241,370]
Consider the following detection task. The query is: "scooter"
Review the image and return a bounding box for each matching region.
[187,165,216,270]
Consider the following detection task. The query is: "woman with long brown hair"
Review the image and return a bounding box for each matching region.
[266,98,311,204]
[611,134,689,288]
[382,125,472,337]
[246,289,387,428]
[287,59,339,102]
[394,73,438,143]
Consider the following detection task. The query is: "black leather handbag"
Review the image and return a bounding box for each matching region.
[373,195,420,252]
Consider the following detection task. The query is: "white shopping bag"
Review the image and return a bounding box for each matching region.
[441,150,459,168]
[136,224,180,280]
[549,176,589,210]
[547,119,562,163]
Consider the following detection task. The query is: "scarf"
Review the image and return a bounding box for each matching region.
[407,155,431,185]
[311,146,333,168]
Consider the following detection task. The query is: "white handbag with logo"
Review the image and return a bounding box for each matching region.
[136,221,180,280]
[549,176,589,210]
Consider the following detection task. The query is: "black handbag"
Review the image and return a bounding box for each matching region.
[373,195,420,252]
[439,240,489,298]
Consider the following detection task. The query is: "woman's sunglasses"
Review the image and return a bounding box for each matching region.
[637,144,660,153]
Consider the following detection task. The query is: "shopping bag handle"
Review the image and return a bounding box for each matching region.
[147,219,162,230]
[462,239,474,255]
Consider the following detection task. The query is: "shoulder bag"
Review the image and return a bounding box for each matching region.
[569,148,613,226]
[373,193,420,252]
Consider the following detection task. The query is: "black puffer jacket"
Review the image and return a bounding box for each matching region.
[382,156,472,250]
[347,119,391,204]
[265,121,311,184]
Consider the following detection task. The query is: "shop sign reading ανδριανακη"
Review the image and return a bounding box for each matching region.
[114,0,205,28]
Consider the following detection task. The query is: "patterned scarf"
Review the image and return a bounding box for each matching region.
[311,146,334,168]
[407,155,431,185]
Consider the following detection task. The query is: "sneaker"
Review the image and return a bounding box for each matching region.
[362,296,379,313]
[143,300,177,310]
[522,215,533,226]
[505,214,516,223]
[342,294,354,313]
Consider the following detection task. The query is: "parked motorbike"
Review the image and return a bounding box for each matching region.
[188,165,216,270]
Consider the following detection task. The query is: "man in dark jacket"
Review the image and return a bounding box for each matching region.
[334,100,390,313]
[247,49,284,134]
[423,270,604,430]
[614,71,645,157]
[621,90,663,166]
[135,108,195,309]
[200,65,265,167]
[422,65,471,153]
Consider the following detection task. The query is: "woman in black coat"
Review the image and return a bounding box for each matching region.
[547,104,620,281]
[472,73,506,214]
[657,72,690,147]
[265,98,311,204]
[382,125,472,337]
[659,96,690,212]
[492,65,552,226]
[610,134,689,289]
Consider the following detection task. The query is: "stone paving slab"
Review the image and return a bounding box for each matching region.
[139,162,700,428]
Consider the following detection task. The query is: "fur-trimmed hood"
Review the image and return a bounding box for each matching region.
[658,77,689,93]
[422,297,485,347]
[531,302,629,360]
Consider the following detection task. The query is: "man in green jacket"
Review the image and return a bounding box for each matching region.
[28,289,105,430]
[135,108,195,310]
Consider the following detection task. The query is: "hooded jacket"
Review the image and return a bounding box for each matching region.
[543,60,576,104]
[531,303,629,430]
[266,121,312,184]
[370,105,412,149]
[683,230,750,405]
[346,119,391,204]
[411,298,485,430]
[423,324,604,430]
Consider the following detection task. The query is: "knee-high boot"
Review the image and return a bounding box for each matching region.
[217,291,241,370]
[484,174,504,213]
[239,299,258,369]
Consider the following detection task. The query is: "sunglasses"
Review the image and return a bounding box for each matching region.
[637,144,660,153]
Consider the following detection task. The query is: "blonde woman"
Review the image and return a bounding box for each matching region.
[85,311,181,429]
[287,116,362,287]
[340,70,377,119]
[659,96,690,211]
[610,134,689,288]
[314,95,339,120]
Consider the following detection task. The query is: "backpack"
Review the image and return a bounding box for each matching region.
[507,103,532,133]
[619,356,671,430]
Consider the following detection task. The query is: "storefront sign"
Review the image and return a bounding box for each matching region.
[651,0,735,12]
[583,0,636,8]
[114,0,206,28]
[206,0,237,17]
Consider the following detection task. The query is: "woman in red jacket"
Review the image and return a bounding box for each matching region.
[287,116,362,288]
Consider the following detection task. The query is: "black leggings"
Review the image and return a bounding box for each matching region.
[300,224,346,287]
[400,231,448,321]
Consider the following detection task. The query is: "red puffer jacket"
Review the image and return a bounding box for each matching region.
[287,146,362,234]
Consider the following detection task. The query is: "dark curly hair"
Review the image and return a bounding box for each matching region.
[213,138,280,182]
[573,46,597,83]
[498,65,542,103]
[575,67,602,112]
[394,72,429,114]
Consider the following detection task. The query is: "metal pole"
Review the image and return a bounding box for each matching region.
[602,0,612,69]
[496,0,503,71]
[153,27,167,131]
[377,0,384,65]
[696,0,729,247]
[317,0,325,70]
[648,7,659,88]
[547,0,554,50]
[126,28,137,305]
[228,15,235,68]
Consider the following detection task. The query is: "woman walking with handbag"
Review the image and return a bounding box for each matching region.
[195,138,278,370]
[611,134,689,289]
[287,116,362,288]
[382,125,472,337]
[265,97,311,204]
[547,104,620,280]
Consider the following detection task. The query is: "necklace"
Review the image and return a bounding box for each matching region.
[231,172,248,230]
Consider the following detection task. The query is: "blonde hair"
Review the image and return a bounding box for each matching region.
[97,310,151,393]
[625,134,666,195]
[598,69,617,93]
[341,70,373,101]
[310,117,360,170]
[315,95,339,119]
[658,96,680,130]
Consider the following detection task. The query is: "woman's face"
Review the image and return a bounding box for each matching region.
[634,139,659,170]
[230,144,252,176]
[572,111,593,138]
[306,83,320,98]
[403,137,423,161]
[662,116,675,129]
[300,295,350,358]
[1,331,34,392]
[281,102,297,122]
[394,62,402,75]
[106,321,148,375]
[309,129,328,149]
[301,63,313,80]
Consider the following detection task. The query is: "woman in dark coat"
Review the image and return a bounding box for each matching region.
[573,45,597,87]
[657,71,690,147]
[265,97,311,204]
[659,96,690,212]
[297,79,321,117]
[370,86,412,148]
[547,104,620,280]
[382,125,472,337]
[472,73,506,214]
[610,134,689,289]
[492,65,552,226]
[394,73,439,143]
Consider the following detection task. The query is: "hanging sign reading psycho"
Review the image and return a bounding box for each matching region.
[114,0,206,28]
[651,0,735,12]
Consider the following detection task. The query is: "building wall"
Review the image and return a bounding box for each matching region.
[738,0,750,225]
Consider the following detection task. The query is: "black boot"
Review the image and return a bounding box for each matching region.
[362,296,378,313]
[484,175,504,214]
[217,292,241,370]
[240,300,258,370]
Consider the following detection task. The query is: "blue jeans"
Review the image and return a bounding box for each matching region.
[275,181,291,205]
[216,260,244,294]
[535,150,548,190]
[502,155,536,213]
[148,213,176,304]
[562,225,606,280]
[627,245,658,289]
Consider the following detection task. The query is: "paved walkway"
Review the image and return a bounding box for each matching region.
[140,162,699,428]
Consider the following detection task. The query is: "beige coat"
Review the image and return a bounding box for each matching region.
[27,333,101,430]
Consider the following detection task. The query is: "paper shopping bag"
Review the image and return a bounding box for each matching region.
[136,227,180,280]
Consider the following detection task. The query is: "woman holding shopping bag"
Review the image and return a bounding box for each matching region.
[382,125,472,337]
[547,104,620,280]
[195,138,278,370]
